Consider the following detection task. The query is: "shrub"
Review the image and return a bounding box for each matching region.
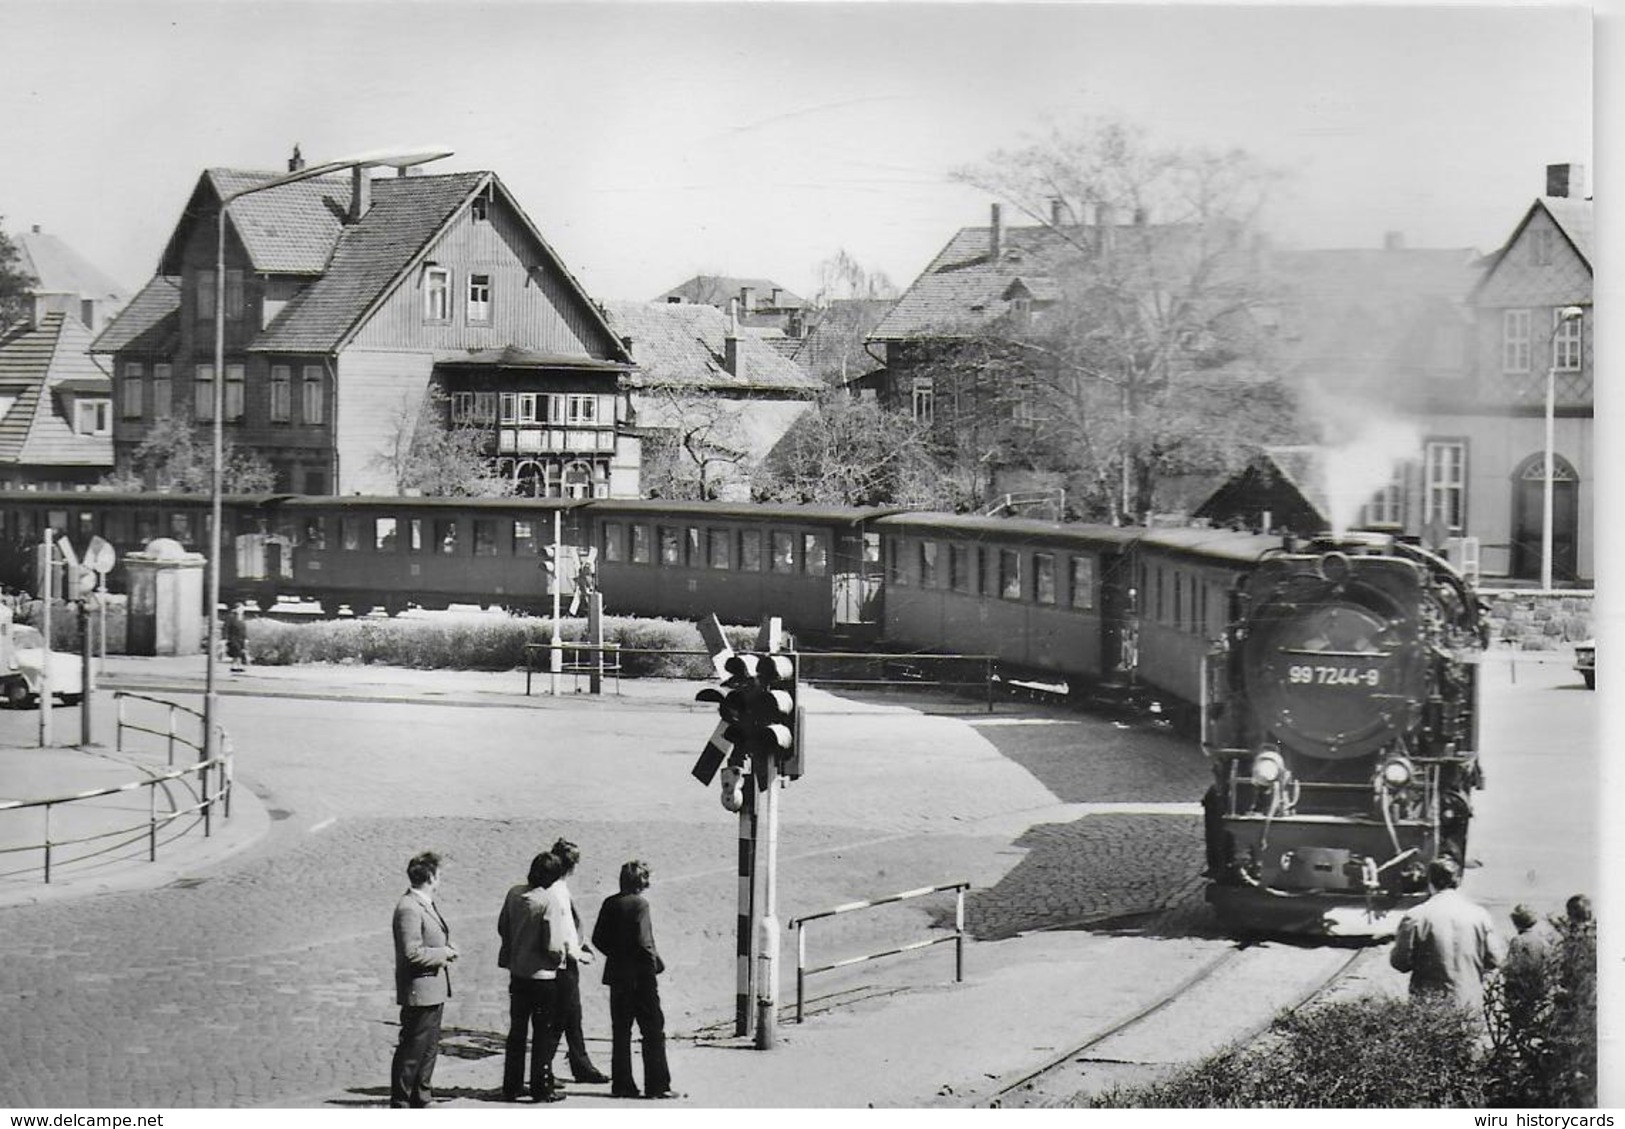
[1483,916,1598,1107]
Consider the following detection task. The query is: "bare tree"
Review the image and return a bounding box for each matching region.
[1,220,39,335]
[754,391,954,508]
[636,385,753,500]
[942,116,1302,520]
[372,386,514,497]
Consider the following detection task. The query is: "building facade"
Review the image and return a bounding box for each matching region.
[94,158,635,497]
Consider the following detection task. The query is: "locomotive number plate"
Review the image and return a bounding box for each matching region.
[1286,664,1380,688]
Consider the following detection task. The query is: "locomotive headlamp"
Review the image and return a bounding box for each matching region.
[1318,551,1352,585]
[1251,749,1287,786]
[1379,755,1415,788]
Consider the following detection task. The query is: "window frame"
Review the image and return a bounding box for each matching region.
[270,365,292,423]
[467,273,492,325]
[1553,307,1583,372]
[424,266,452,323]
[302,365,324,425]
[121,362,144,418]
[1424,439,1468,534]
[1502,309,1532,373]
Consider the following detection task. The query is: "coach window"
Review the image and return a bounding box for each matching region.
[170,513,194,545]
[473,520,497,557]
[602,522,624,564]
[409,519,424,552]
[708,528,731,570]
[771,531,796,574]
[949,544,969,592]
[513,521,537,555]
[803,533,828,576]
[886,538,905,585]
[738,529,762,571]
[1173,570,1184,630]
[1000,549,1021,599]
[918,541,938,588]
[659,526,681,566]
[76,510,97,542]
[1155,568,1165,624]
[341,517,362,551]
[104,508,131,545]
[375,518,398,552]
[982,547,1000,597]
[1035,553,1056,605]
[436,519,458,555]
[1070,556,1095,610]
[304,517,325,550]
[686,527,702,567]
[630,524,651,564]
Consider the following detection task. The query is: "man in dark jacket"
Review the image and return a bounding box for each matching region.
[590,860,678,1100]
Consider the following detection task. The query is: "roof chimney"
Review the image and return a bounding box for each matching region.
[347,165,372,224]
[1546,162,1586,198]
[1050,198,1065,227]
[1132,206,1149,226]
[740,286,756,313]
[724,299,742,377]
[989,203,1003,261]
[288,144,306,173]
[31,224,40,234]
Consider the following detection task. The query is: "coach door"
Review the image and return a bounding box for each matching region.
[832,528,881,627]
[1099,550,1136,682]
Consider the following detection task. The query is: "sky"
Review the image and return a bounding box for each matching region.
[0,1,1595,305]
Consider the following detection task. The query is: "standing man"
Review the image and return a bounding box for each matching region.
[497,851,568,1103]
[591,860,679,1100]
[1389,856,1505,1014]
[391,851,458,1109]
[549,839,608,1085]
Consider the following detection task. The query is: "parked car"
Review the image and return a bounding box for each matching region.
[2,624,84,708]
[1574,640,1595,690]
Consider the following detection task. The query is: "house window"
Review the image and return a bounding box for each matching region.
[1034,553,1056,605]
[153,364,172,417]
[195,270,243,321]
[224,364,245,421]
[302,366,324,425]
[270,365,291,422]
[75,399,112,437]
[197,271,214,321]
[467,274,492,324]
[1361,466,1405,528]
[567,395,599,424]
[518,393,538,424]
[424,267,451,322]
[500,393,517,424]
[1531,228,1555,266]
[1070,556,1095,610]
[1502,309,1531,373]
[1553,308,1583,372]
[1424,440,1467,533]
[471,196,489,222]
[453,391,497,424]
[194,364,215,421]
[121,363,144,418]
[911,378,934,424]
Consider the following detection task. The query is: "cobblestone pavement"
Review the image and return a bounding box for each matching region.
[0,681,1219,1108]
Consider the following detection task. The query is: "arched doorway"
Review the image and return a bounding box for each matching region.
[562,460,595,500]
[1510,453,1579,581]
[514,460,545,498]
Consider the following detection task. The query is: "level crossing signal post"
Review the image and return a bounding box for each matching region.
[692,614,804,1049]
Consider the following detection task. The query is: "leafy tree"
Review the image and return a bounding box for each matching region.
[373,386,514,497]
[102,416,275,493]
[753,391,955,508]
[1,219,39,335]
[938,117,1303,520]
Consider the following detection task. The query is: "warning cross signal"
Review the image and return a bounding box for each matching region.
[693,644,804,798]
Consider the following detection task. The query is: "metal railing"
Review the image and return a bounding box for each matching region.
[0,693,234,884]
[788,881,969,1023]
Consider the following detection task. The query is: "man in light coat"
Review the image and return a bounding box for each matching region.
[497,851,568,1102]
[391,851,458,1108]
[1390,855,1505,1014]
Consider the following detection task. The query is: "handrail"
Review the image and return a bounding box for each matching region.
[0,692,234,884]
[788,881,968,1023]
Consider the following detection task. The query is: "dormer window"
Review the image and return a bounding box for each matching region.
[424,267,451,322]
[75,398,112,437]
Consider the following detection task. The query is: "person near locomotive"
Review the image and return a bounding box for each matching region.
[390,850,459,1109]
[1389,856,1505,1013]
[547,839,609,1085]
[590,859,678,1099]
[496,851,569,1102]
[224,601,251,672]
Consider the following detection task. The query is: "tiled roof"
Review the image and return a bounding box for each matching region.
[90,275,181,354]
[0,313,112,467]
[869,220,1200,341]
[249,171,488,353]
[1541,197,1593,267]
[434,345,628,371]
[161,170,354,276]
[654,276,806,309]
[604,301,819,394]
[12,229,129,303]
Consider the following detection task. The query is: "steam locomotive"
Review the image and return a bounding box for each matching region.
[1199,534,1487,935]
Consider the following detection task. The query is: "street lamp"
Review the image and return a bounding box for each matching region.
[203,147,453,762]
[1541,304,1586,591]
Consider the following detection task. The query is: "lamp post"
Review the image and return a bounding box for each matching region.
[1540,305,1586,592]
[203,147,452,762]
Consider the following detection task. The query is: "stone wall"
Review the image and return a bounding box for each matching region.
[1481,590,1594,651]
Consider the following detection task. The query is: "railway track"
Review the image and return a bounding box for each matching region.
[977,941,1374,1109]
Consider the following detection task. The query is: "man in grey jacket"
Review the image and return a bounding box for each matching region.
[1390,856,1505,1014]
[391,851,458,1108]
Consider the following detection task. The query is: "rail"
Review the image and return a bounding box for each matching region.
[788,881,968,1023]
[0,692,234,884]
